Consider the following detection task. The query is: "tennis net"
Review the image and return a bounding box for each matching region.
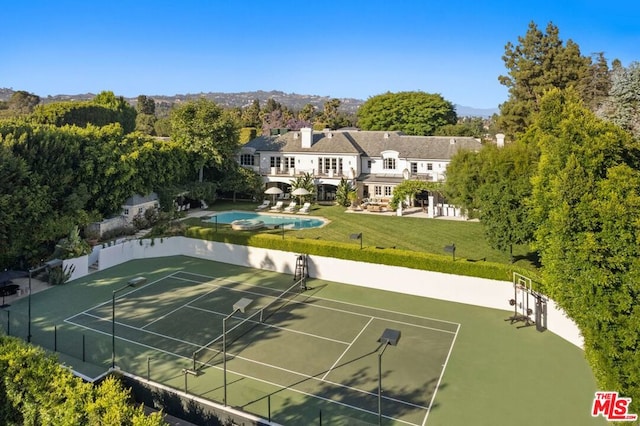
[192,277,306,371]
[192,309,262,371]
[259,277,305,323]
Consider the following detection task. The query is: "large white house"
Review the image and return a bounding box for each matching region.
[239,128,483,218]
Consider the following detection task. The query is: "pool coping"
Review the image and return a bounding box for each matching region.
[202,209,330,229]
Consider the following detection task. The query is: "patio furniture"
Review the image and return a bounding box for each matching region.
[283,201,298,212]
[255,200,270,211]
[297,202,311,214]
[270,201,284,211]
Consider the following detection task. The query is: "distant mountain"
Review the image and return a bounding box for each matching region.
[455,105,499,118]
[0,88,498,117]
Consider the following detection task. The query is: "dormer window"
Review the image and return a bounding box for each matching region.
[383,158,396,170]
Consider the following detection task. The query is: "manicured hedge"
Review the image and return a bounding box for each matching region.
[185,226,538,282]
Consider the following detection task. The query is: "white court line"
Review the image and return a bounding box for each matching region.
[421,322,461,426]
[322,317,374,380]
[186,305,351,346]
[213,354,422,426]
[141,284,222,330]
[66,314,424,425]
[67,271,448,424]
[64,272,181,322]
[174,271,460,332]
[223,348,429,411]
[64,318,200,362]
[173,274,291,303]
[68,312,202,348]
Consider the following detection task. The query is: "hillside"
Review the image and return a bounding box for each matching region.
[0,88,498,117]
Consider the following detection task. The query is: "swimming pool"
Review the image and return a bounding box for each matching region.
[206,211,327,230]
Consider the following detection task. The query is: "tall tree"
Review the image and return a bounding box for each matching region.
[598,61,640,139]
[497,22,591,138]
[298,103,316,122]
[136,95,156,115]
[443,149,486,217]
[528,88,640,410]
[581,52,612,111]
[318,98,351,130]
[93,91,137,133]
[445,141,537,258]
[241,99,262,128]
[357,91,456,135]
[170,98,239,182]
[475,143,537,260]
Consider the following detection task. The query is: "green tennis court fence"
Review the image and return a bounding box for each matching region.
[0,309,110,368]
[192,277,306,371]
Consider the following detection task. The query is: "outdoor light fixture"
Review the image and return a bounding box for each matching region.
[28,259,62,343]
[223,297,253,406]
[444,243,456,261]
[350,232,363,250]
[112,277,146,369]
[377,328,401,425]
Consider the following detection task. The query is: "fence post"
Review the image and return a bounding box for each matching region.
[268,395,271,423]
[54,325,57,352]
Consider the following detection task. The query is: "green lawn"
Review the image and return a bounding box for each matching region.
[186,200,539,271]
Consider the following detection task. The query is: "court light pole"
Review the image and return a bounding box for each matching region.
[28,259,62,343]
[223,297,253,406]
[377,328,401,425]
[111,277,146,369]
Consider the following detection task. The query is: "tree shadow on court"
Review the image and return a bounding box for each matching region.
[246,361,445,424]
[234,336,445,424]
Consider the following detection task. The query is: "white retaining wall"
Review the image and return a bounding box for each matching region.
[89,236,583,348]
[63,255,88,281]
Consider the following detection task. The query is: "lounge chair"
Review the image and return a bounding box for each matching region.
[283,201,297,212]
[270,200,284,211]
[255,200,270,211]
[297,202,311,214]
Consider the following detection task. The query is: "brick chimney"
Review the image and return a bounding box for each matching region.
[301,127,312,148]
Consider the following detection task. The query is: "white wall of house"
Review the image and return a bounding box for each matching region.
[92,236,583,349]
[367,156,448,182]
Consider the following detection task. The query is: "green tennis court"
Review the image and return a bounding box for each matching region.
[1,256,605,425]
[64,270,457,425]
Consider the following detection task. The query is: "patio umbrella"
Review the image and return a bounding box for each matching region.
[291,187,310,204]
[264,186,283,203]
[0,269,28,285]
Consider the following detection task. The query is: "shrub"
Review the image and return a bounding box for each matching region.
[184,226,535,282]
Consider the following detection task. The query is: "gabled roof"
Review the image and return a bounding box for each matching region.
[350,132,482,160]
[242,130,482,159]
[243,131,361,154]
[122,192,158,207]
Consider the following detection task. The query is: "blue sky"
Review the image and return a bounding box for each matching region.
[2,1,638,109]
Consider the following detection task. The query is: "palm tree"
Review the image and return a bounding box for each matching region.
[335,178,356,207]
[289,172,315,202]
